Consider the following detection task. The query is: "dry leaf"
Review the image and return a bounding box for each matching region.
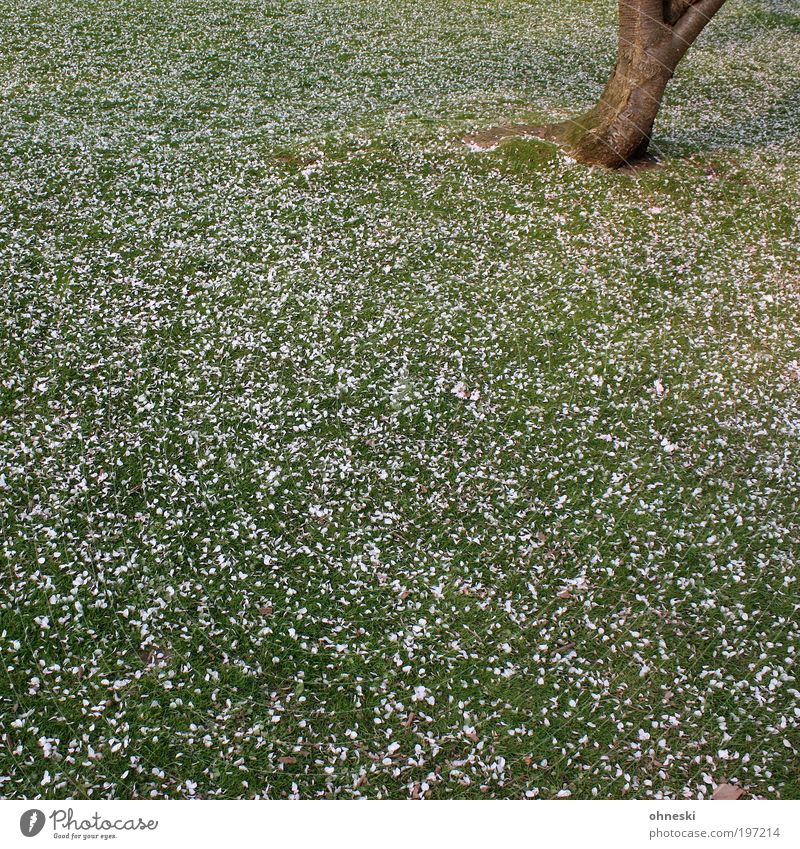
[139,645,171,668]
[278,756,297,765]
[712,783,744,800]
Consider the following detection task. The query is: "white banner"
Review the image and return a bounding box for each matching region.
[1,799,797,849]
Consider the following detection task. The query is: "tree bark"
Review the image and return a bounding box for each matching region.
[545,0,728,168]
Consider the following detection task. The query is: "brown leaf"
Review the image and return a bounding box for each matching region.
[258,605,273,616]
[712,783,744,800]
[557,589,572,599]
[139,645,172,668]
[278,756,297,765]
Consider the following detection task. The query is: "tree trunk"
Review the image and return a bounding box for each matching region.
[546,0,728,168]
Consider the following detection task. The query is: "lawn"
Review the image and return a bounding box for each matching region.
[0,0,798,800]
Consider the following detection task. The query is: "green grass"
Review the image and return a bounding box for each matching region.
[0,0,798,800]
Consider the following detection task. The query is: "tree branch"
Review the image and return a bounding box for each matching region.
[671,0,728,45]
